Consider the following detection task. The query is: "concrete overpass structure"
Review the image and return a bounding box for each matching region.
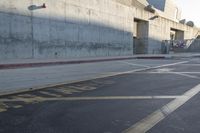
[0,0,199,59]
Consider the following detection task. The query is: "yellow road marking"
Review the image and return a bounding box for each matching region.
[73,86,97,91]
[0,95,181,102]
[39,91,62,97]
[11,95,44,104]
[0,102,8,112]
[57,87,82,94]
[13,105,23,108]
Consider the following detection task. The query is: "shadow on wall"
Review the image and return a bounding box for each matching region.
[0,9,134,59]
[0,7,163,59]
[133,37,163,55]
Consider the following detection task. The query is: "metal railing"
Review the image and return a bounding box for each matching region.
[162,39,200,53]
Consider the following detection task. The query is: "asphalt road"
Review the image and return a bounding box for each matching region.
[1,58,200,133]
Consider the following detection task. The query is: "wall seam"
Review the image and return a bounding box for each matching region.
[30,0,34,58]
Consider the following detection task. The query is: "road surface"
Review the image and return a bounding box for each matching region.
[1,58,200,133]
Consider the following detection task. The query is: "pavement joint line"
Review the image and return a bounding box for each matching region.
[0,96,182,102]
[0,60,189,97]
[123,84,200,133]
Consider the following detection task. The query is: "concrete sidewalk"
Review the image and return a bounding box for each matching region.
[0,58,182,96]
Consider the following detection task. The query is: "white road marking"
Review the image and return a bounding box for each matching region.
[179,64,200,66]
[172,72,200,79]
[178,72,200,74]
[107,61,189,76]
[0,95,181,102]
[136,72,200,79]
[140,72,200,74]
[119,61,150,68]
[148,61,188,68]
[155,68,174,72]
[123,84,200,133]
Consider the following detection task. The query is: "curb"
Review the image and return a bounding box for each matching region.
[0,56,167,70]
[0,60,187,97]
[0,61,165,97]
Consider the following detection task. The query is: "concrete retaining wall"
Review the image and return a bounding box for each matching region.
[149,17,199,54]
[0,0,134,59]
[0,0,199,59]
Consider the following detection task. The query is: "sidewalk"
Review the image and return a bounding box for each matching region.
[0,56,183,96]
[0,53,199,96]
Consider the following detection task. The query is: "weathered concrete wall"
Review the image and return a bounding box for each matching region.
[0,0,134,59]
[147,0,181,22]
[0,0,199,59]
[134,7,199,54]
[149,17,199,54]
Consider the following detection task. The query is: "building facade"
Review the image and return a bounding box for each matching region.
[0,0,199,59]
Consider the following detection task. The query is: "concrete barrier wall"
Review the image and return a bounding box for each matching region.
[133,6,199,54]
[0,0,134,59]
[148,18,199,54]
[0,0,199,59]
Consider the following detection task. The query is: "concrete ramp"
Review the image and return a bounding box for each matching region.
[188,39,200,52]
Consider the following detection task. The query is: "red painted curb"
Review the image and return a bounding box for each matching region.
[0,56,166,70]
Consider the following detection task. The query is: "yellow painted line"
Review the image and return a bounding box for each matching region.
[11,95,44,104]
[57,87,82,94]
[39,91,62,97]
[0,95,181,102]
[0,108,7,112]
[123,84,200,133]
[0,102,8,112]
[69,85,97,91]
[17,94,37,98]
[13,105,23,108]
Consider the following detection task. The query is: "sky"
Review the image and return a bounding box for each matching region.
[175,0,200,27]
